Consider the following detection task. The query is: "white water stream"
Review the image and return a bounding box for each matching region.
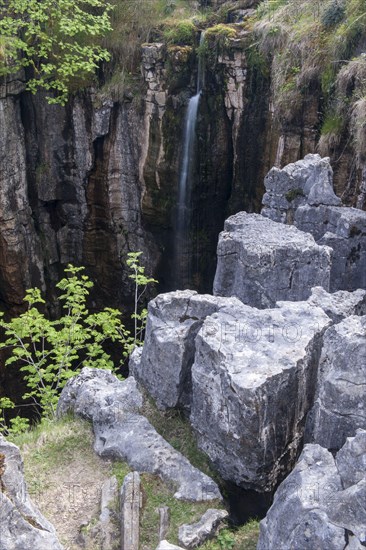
[174,33,205,288]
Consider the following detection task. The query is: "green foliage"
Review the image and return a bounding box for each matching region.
[0,397,30,436]
[0,265,132,420]
[0,254,156,433]
[0,0,112,104]
[321,0,346,28]
[126,252,157,346]
[163,20,197,46]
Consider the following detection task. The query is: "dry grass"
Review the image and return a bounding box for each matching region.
[10,417,116,550]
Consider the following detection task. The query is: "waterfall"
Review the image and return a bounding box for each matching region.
[174,32,205,289]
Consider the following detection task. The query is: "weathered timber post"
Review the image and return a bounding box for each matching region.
[120,472,141,550]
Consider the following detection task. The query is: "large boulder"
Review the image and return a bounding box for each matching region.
[213,212,332,308]
[307,286,366,323]
[57,368,221,502]
[305,315,366,451]
[257,431,366,550]
[261,155,366,293]
[130,290,241,410]
[190,300,331,491]
[0,436,63,550]
[261,154,341,223]
[295,204,366,292]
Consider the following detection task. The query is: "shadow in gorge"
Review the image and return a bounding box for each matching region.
[223,481,273,525]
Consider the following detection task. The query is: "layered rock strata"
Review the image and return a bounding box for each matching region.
[57,368,221,502]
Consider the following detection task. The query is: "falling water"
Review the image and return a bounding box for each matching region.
[174,32,205,289]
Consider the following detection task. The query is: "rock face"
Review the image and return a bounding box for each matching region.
[0,435,63,550]
[57,368,221,502]
[0,89,158,315]
[295,204,366,292]
[307,286,366,323]
[213,212,332,308]
[189,300,331,491]
[262,154,341,223]
[305,315,366,451]
[257,430,366,550]
[262,156,366,292]
[130,290,241,411]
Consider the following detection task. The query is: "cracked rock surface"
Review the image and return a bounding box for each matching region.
[190,299,331,491]
[305,315,366,451]
[57,368,221,502]
[130,290,242,411]
[258,430,366,550]
[213,212,332,308]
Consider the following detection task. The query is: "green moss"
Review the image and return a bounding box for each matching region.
[285,188,305,202]
[205,23,237,45]
[163,20,197,46]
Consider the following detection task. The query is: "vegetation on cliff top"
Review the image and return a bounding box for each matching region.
[0,0,113,104]
[246,0,366,158]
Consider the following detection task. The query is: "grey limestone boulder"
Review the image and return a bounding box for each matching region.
[190,300,331,491]
[307,286,366,323]
[336,429,366,489]
[130,290,241,411]
[178,509,229,549]
[57,368,221,502]
[295,204,366,292]
[305,315,366,451]
[213,212,332,308]
[262,154,340,223]
[257,431,366,550]
[0,436,63,550]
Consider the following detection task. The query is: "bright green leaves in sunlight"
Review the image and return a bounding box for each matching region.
[127,251,158,347]
[0,0,113,104]
[0,265,132,423]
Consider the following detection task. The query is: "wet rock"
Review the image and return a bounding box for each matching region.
[57,368,221,502]
[258,436,366,550]
[307,286,366,323]
[130,290,241,410]
[178,509,229,548]
[305,316,366,451]
[0,436,64,550]
[213,212,332,308]
[190,300,331,491]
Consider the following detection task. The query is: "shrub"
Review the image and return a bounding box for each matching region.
[321,0,346,28]
[0,0,112,104]
[0,254,156,432]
